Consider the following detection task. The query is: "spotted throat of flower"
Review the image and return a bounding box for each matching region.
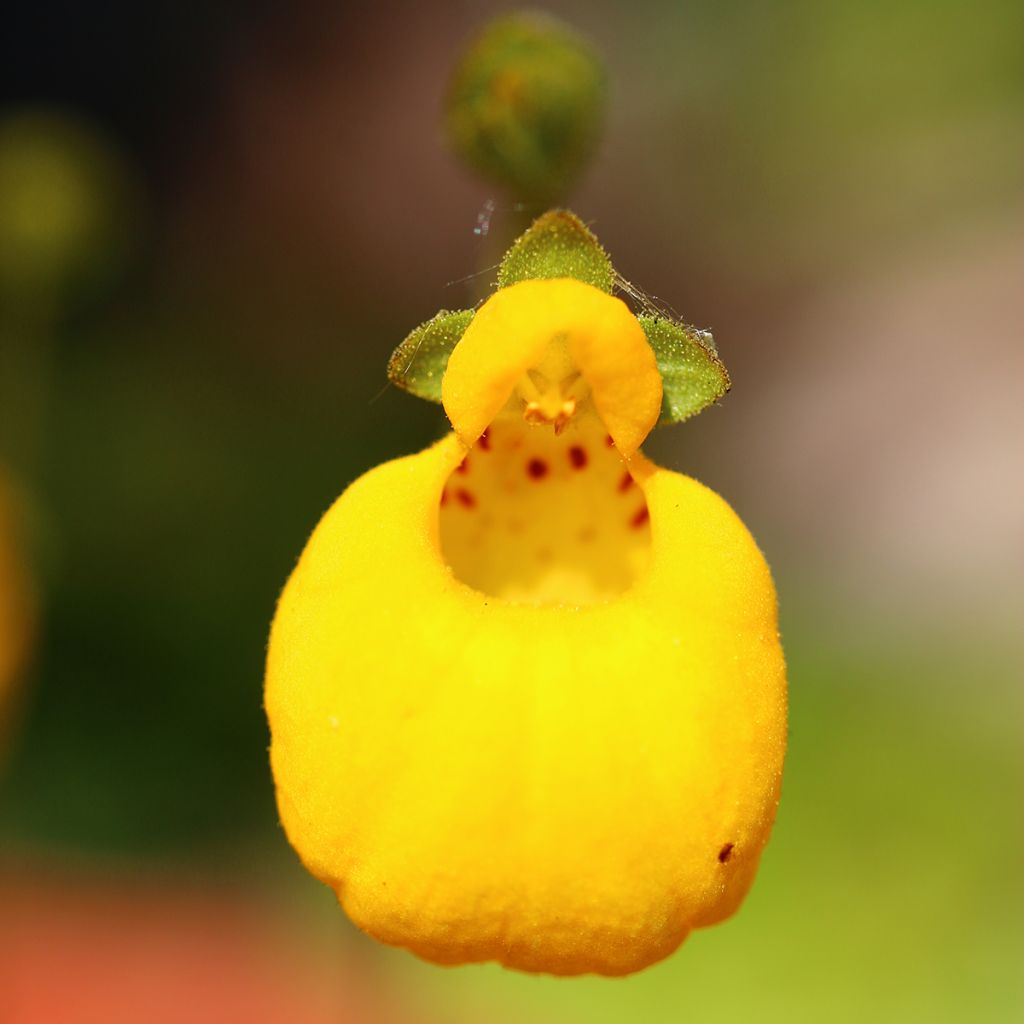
[264,211,787,977]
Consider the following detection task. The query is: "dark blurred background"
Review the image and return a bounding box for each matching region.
[0,2,1021,1021]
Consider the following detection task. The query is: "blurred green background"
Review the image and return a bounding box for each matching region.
[0,2,1021,1021]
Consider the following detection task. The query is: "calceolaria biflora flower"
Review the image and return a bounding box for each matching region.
[265,212,787,977]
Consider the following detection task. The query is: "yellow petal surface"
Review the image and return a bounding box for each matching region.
[266,419,785,975]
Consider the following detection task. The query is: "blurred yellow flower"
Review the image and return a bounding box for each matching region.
[0,476,34,740]
[266,222,786,977]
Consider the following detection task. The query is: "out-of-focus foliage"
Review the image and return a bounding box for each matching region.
[0,110,137,301]
[627,0,1024,274]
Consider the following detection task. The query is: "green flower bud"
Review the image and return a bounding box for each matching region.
[445,13,606,203]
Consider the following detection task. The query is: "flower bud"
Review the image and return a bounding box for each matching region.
[445,13,606,202]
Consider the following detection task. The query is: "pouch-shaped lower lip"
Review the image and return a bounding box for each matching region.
[265,431,786,976]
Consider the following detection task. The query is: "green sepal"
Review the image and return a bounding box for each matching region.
[639,316,731,424]
[498,210,613,293]
[387,308,476,402]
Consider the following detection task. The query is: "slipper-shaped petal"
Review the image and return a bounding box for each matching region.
[266,276,786,977]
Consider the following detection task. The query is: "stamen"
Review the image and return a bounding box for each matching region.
[516,353,589,434]
[524,397,576,433]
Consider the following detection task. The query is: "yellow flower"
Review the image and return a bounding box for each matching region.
[0,475,34,738]
[265,217,786,977]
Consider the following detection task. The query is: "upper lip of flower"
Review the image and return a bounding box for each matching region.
[441,277,664,458]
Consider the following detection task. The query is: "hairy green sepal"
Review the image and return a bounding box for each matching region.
[639,316,731,424]
[389,213,731,425]
[387,309,476,402]
[498,210,613,292]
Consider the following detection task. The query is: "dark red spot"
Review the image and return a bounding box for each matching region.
[618,471,634,493]
[440,489,449,506]
[630,506,650,528]
[478,429,491,451]
[605,434,615,447]
[718,843,735,864]
[568,445,588,469]
[456,458,469,475]
[455,488,476,508]
[527,458,549,480]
